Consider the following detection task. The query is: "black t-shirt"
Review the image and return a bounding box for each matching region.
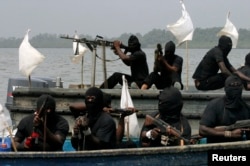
[15,114,69,151]
[192,46,233,80]
[200,97,250,143]
[129,49,149,82]
[238,65,250,88]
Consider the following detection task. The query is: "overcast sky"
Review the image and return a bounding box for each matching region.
[1,0,250,38]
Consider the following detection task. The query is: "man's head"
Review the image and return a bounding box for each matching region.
[36,94,56,118]
[224,74,243,109]
[158,87,183,121]
[164,41,176,58]
[245,52,250,66]
[85,87,104,116]
[218,35,232,56]
[127,35,141,53]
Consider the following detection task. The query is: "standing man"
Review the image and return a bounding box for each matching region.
[13,94,69,151]
[141,41,183,90]
[199,75,250,143]
[99,35,149,89]
[193,35,250,91]
[71,87,116,150]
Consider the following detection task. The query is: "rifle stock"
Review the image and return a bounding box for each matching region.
[144,115,189,144]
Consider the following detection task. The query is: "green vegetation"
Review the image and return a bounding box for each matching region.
[1,27,250,48]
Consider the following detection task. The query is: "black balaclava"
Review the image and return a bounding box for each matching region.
[224,74,243,109]
[158,87,183,123]
[164,41,176,63]
[127,35,141,53]
[245,53,250,66]
[85,87,104,119]
[36,94,56,121]
[218,35,232,57]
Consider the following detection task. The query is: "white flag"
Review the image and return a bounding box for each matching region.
[120,75,140,138]
[71,33,88,64]
[167,0,194,46]
[217,12,239,48]
[19,29,45,77]
[0,104,12,131]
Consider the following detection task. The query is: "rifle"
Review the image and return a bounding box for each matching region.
[215,119,250,131]
[109,108,137,118]
[144,115,189,144]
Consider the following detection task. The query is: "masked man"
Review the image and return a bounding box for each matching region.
[141,41,183,90]
[99,35,149,89]
[71,87,116,150]
[199,74,250,143]
[140,87,191,147]
[13,94,69,151]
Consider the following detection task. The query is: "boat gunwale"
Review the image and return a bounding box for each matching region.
[0,140,250,158]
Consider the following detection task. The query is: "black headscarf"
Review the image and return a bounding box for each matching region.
[158,87,183,123]
[127,35,141,53]
[218,35,232,57]
[224,74,243,109]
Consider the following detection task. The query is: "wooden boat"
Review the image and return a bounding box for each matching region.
[6,84,250,135]
[0,140,250,165]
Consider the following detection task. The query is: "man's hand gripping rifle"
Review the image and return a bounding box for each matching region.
[215,119,250,139]
[144,115,189,145]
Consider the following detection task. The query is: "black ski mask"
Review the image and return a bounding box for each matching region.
[85,87,104,118]
[224,75,243,109]
[127,35,141,53]
[245,53,250,66]
[36,94,56,121]
[164,41,176,61]
[158,87,183,123]
[218,35,232,57]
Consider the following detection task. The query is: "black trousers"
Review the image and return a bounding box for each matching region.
[99,72,143,89]
[195,73,228,90]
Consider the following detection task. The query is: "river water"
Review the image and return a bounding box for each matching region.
[0,47,250,109]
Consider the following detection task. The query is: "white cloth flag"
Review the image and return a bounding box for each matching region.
[0,104,12,131]
[120,75,140,138]
[217,12,239,48]
[71,33,88,63]
[167,0,194,46]
[19,29,45,77]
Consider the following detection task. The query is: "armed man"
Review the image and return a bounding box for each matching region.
[140,86,191,147]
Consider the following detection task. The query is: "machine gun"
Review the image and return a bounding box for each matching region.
[61,35,115,47]
[144,115,189,145]
[60,35,128,50]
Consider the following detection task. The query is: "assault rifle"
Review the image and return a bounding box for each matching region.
[144,115,189,144]
[215,119,250,131]
[109,108,137,117]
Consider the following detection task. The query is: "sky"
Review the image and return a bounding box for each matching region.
[0,0,250,38]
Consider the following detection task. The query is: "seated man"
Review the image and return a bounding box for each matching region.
[140,87,191,147]
[71,87,116,150]
[141,41,183,90]
[13,94,69,151]
[192,35,250,90]
[69,92,136,148]
[199,74,250,143]
[237,52,250,90]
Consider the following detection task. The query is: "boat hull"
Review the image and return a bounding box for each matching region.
[1,140,250,165]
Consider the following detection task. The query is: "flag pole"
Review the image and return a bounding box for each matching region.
[185,41,189,91]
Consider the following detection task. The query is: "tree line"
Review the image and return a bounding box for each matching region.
[1,27,250,49]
